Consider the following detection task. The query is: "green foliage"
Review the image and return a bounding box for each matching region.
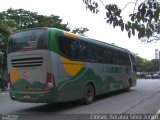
[83,0,99,13]
[83,0,160,42]
[136,56,159,72]
[4,8,71,31]
[72,27,89,36]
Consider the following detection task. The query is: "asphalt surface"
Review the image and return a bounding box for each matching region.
[1,79,160,120]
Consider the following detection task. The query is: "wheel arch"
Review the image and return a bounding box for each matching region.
[86,81,96,96]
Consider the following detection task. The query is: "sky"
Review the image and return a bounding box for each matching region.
[0,0,159,60]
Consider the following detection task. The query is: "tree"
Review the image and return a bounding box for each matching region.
[4,8,71,31]
[72,27,89,36]
[150,59,160,72]
[4,8,90,33]
[136,56,160,72]
[0,12,16,78]
[83,0,160,42]
[136,56,151,72]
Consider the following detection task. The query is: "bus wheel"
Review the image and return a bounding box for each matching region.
[83,84,95,105]
[126,80,132,92]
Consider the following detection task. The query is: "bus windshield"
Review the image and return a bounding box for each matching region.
[8,28,47,53]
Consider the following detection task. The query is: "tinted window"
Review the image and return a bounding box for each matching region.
[58,36,77,59]
[58,36,130,65]
[58,36,97,61]
[8,29,47,53]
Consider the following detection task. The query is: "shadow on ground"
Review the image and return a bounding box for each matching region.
[15,89,135,114]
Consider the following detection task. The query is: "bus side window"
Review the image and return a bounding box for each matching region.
[70,40,78,59]
[78,41,87,61]
[59,36,78,59]
[86,43,96,62]
[77,40,95,62]
[105,48,112,64]
[109,49,113,64]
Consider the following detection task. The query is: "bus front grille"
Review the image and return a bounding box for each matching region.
[11,57,44,68]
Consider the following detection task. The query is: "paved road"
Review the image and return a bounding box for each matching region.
[1,79,160,120]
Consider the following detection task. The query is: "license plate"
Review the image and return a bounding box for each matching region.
[23,95,31,99]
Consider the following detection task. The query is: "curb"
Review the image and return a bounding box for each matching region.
[0,92,9,95]
[0,91,9,96]
[0,89,9,93]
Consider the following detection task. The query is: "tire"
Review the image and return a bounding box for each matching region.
[125,80,132,92]
[83,84,95,105]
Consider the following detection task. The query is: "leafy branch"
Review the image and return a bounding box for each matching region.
[82,0,160,42]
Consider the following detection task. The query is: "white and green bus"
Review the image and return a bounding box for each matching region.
[7,27,137,104]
